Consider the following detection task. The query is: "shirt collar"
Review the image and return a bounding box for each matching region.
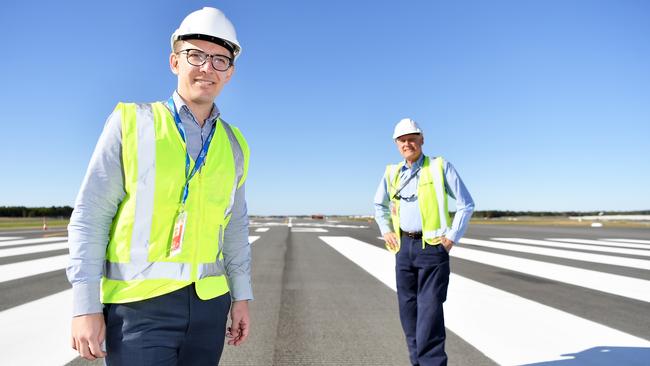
[172,91,221,127]
[401,154,425,171]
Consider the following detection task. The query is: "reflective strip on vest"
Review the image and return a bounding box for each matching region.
[221,121,245,218]
[105,103,245,282]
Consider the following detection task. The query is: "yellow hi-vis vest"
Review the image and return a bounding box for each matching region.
[102,102,249,304]
[384,155,450,248]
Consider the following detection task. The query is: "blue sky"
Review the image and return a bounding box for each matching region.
[1,0,648,215]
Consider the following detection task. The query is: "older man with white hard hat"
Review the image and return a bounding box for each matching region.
[374,118,475,366]
[68,7,251,365]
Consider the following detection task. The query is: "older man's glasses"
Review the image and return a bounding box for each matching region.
[178,49,233,72]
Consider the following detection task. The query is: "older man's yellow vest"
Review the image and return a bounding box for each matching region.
[101,102,249,304]
[384,156,450,247]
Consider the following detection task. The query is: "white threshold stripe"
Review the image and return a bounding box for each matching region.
[0,242,68,257]
[0,255,68,282]
[319,236,396,291]
[453,245,650,302]
[319,236,650,366]
[493,237,650,257]
[0,236,22,241]
[0,289,79,366]
[548,238,650,250]
[1,237,259,282]
[460,238,650,270]
[602,238,650,245]
[0,237,69,248]
[255,228,270,232]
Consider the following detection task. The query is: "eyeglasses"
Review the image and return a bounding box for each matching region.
[178,49,233,71]
[393,193,417,201]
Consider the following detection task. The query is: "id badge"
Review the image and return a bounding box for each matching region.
[390,201,397,216]
[170,210,187,257]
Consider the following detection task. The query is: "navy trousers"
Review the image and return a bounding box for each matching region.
[396,234,450,366]
[103,284,231,366]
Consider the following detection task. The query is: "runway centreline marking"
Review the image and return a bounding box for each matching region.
[255,228,270,232]
[493,238,650,257]
[0,242,68,257]
[43,232,68,238]
[0,289,79,366]
[601,238,650,245]
[291,228,328,233]
[0,237,69,248]
[0,254,68,282]
[453,243,650,302]
[292,223,368,228]
[319,236,650,366]
[461,238,650,270]
[548,238,650,250]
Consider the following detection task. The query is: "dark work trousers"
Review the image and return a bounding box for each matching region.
[103,284,231,366]
[396,234,451,366]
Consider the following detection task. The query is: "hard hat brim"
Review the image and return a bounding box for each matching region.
[175,33,240,58]
[393,131,422,140]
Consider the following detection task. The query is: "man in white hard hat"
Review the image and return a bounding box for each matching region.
[374,118,474,366]
[68,7,252,365]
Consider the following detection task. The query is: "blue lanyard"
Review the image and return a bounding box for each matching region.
[167,97,217,206]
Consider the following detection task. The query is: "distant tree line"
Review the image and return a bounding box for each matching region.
[471,210,650,218]
[0,206,74,218]
[2,207,649,219]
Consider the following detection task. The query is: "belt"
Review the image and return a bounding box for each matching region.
[400,229,422,239]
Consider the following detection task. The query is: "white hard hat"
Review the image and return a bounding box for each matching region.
[393,118,423,139]
[171,7,242,60]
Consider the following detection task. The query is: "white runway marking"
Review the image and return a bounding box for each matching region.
[0,255,68,282]
[453,244,650,302]
[320,236,650,366]
[319,236,396,290]
[255,228,270,232]
[0,236,260,282]
[0,236,22,241]
[293,223,368,229]
[249,222,289,227]
[0,237,69,248]
[601,238,650,245]
[461,238,650,270]
[548,238,650,250]
[445,275,650,365]
[291,228,328,233]
[493,237,650,257]
[0,242,68,257]
[0,289,79,365]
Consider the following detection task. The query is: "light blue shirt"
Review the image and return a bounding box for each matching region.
[374,154,475,243]
[67,91,252,317]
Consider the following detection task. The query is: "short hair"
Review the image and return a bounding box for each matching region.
[172,40,183,53]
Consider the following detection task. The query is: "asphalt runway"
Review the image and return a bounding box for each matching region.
[0,219,649,365]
